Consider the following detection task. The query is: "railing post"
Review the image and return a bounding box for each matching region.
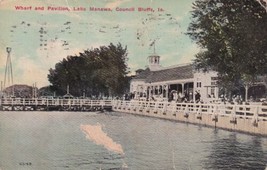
[252,106,259,127]
[162,102,167,114]
[100,100,104,110]
[196,103,202,120]
[184,103,189,118]
[243,103,246,118]
[212,105,219,123]
[230,105,237,124]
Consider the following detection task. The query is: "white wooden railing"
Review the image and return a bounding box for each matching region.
[1,98,267,121]
[113,100,267,121]
[0,98,113,107]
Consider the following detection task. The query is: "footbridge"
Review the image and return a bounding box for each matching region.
[0,98,113,111]
[1,98,266,135]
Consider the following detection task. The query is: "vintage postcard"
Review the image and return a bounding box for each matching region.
[0,0,267,169]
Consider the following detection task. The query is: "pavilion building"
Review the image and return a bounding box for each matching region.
[130,53,219,102]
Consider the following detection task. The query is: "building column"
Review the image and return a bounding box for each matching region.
[193,83,195,102]
[148,86,151,100]
[139,85,142,98]
[164,85,168,99]
[145,86,148,99]
[215,86,219,99]
[161,85,163,98]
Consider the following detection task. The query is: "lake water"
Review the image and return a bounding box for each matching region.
[0,111,266,170]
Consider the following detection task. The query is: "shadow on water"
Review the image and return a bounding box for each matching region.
[203,131,267,170]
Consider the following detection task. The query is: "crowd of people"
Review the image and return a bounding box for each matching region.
[123,90,203,103]
[123,91,266,105]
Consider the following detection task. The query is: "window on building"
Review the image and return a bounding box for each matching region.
[211,81,217,85]
[197,82,201,88]
[211,77,218,86]
[211,87,215,95]
[211,77,218,80]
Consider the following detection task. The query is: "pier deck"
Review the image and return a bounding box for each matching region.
[0,98,113,111]
[1,98,266,135]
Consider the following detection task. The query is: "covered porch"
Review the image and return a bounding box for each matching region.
[144,81,195,102]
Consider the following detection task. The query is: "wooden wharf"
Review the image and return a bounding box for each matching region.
[1,97,266,135]
[113,100,267,136]
[0,98,113,111]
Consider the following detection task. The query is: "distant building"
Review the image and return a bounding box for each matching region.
[130,53,219,102]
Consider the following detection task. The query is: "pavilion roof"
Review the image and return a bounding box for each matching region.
[133,64,194,83]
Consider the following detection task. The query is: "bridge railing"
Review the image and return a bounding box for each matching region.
[113,100,267,121]
[0,98,113,107]
[2,98,267,121]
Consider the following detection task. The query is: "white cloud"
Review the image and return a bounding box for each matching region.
[34,40,108,86]
[13,55,49,87]
[36,39,86,69]
[0,40,110,88]
[128,62,139,74]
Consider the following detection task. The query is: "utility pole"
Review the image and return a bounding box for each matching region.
[32,82,37,98]
[67,85,70,94]
[4,47,14,96]
[35,82,37,98]
[32,83,34,98]
[83,89,85,98]
[0,81,2,98]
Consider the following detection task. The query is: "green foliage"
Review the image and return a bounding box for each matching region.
[3,84,34,98]
[48,43,129,97]
[187,0,267,90]
[38,86,55,96]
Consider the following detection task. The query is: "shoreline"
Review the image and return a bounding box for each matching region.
[113,100,267,137]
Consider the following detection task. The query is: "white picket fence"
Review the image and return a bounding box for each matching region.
[0,98,113,107]
[1,98,267,122]
[113,100,267,121]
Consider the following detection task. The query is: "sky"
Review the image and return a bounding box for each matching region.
[0,0,199,88]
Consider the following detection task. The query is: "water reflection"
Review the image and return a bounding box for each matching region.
[204,132,267,170]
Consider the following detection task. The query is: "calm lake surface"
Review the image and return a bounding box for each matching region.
[0,111,266,170]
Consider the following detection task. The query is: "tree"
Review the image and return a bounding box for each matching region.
[38,86,55,97]
[187,0,267,98]
[3,84,35,98]
[256,0,267,12]
[48,43,129,97]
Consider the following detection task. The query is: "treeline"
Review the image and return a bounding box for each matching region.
[187,0,267,94]
[48,43,130,98]
[2,84,37,98]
